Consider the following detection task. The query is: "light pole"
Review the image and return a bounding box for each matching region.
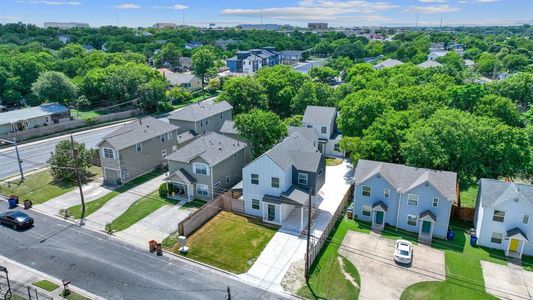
[0,137,24,181]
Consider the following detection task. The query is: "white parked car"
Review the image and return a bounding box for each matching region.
[394,240,413,264]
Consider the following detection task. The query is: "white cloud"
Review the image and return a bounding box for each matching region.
[419,0,447,2]
[458,1,468,3]
[154,4,188,10]
[405,4,460,14]
[17,0,81,5]
[476,0,499,2]
[114,3,140,9]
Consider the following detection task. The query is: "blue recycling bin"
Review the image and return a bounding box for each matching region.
[470,235,478,247]
[8,198,17,209]
[447,228,455,240]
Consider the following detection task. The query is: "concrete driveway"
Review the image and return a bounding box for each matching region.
[340,230,445,300]
[482,260,533,300]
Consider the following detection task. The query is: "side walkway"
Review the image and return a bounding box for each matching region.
[84,174,166,231]
[34,181,113,216]
[239,161,353,292]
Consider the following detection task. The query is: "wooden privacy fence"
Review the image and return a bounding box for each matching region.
[178,192,244,236]
[451,205,476,221]
[306,184,354,268]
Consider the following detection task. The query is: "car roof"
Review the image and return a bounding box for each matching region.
[6,211,29,218]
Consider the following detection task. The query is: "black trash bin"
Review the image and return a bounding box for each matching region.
[24,200,32,209]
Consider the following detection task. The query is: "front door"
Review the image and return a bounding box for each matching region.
[267,204,276,221]
[422,220,432,234]
[375,211,384,225]
[509,239,519,252]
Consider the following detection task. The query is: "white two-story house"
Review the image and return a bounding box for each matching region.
[301,106,344,158]
[474,179,533,259]
[242,129,325,233]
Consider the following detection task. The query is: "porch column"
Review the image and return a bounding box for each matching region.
[506,241,510,256]
[300,206,304,232]
[430,221,434,239]
[165,181,169,197]
[519,241,525,258]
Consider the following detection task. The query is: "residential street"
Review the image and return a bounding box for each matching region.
[0,200,286,300]
[0,124,123,180]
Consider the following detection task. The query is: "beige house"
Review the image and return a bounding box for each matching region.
[158,68,202,91]
[97,117,180,185]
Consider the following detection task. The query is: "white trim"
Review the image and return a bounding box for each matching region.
[298,173,309,186]
[196,183,209,196]
[252,198,260,210]
[407,193,419,206]
[193,162,209,175]
[102,147,116,159]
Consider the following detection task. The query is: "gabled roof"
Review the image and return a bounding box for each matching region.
[264,131,322,173]
[507,227,528,241]
[99,117,178,150]
[165,132,247,166]
[372,201,388,212]
[0,103,69,125]
[418,60,443,69]
[168,100,232,122]
[288,126,318,145]
[219,120,238,135]
[478,179,533,209]
[429,50,448,57]
[374,58,403,69]
[165,168,197,185]
[177,130,198,144]
[281,185,310,206]
[302,106,337,126]
[420,210,437,222]
[354,159,458,204]
[158,69,199,85]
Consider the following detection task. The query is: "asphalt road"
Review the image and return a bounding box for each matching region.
[0,201,285,300]
[0,124,124,180]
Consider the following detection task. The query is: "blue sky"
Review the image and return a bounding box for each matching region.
[1,0,531,27]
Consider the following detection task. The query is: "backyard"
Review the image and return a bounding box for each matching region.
[163,211,278,274]
[459,182,479,208]
[0,166,101,205]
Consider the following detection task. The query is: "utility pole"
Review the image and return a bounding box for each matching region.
[70,135,86,226]
[0,137,24,181]
[226,286,231,300]
[305,192,312,282]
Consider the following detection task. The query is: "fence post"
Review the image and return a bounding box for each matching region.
[27,286,32,300]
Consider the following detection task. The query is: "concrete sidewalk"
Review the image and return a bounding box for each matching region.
[34,180,113,216]
[240,160,354,293]
[84,174,166,231]
[0,255,103,300]
[115,202,192,248]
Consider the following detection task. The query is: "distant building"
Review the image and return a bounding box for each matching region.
[374,58,403,70]
[418,60,443,69]
[178,57,193,72]
[226,47,280,73]
[308,23,328,30]
[280,50,304,65]
[185,41,203,50]
[0,103,70,135]
[237,24,284,31]
[44,22,89,29]
[216,38,237,50]
[58,35,69,44]
[427,51,448,61]
[158,68,203,92]
[153,23,177,29]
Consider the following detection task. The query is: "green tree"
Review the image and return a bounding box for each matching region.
[31,71,77,105]
[156,43,181,68]
[488,72,533,109]
[192,48,217,89]
[476,52,500,78]
[283,115,303,127]
[338,90,390,137]
[502,54,529,72]
[234,109,287,157]
[447,84,486,112]
[436,51,464,70]
[364,40,383,57]
[308,66,338,83]
[47,140,95,183]
[218,76,268,114]
[166,87,192,104]
[138,79,168,113]
[473,94,522,127]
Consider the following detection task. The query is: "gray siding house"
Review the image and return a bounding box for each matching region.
[242,129,325,232]
[0,103,70,135]
[164,132,251,201]
[301,106,344,158]
[474,179,533,259]
[353,159,458,243]
[97,117,180,185]
[168,100,233,135]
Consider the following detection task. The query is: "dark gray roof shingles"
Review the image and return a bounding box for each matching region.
[478,179,533,209]
[100,117,178,150]
[302,106,337,126]
[168,100,232,122]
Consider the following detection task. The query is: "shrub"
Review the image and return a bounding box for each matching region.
[159,183,168,197]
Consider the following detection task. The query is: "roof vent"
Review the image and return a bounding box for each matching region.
[377,174,381,178]
[219,147,222,151]
[425,182,429,187]
[514,198,519,203]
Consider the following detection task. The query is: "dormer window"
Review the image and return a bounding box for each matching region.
[321,126,327,134]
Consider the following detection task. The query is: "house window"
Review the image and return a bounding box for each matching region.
[492,210,505,222]
[194,163,209,175]
[121,169,129,179]
[362,205,371,216]
[205,118,209,125]
[384,189,390,198]
[407,214,417,226]
[45,116,49,122]
[334,143,340,152]
[307,125,312,128]
[318,168,324,176]
[251,174,259,185]
[321,126,327,134]
[523,215,529,225]
[298,173,308,185]
[160,134,166,143]
[490,232,503,244]
[135,143,142,152]
[196,184,208,196]
[252,199,260,210]
[214,181,221,188]
[102,148,115,159]
[407,194,419,206]
[362,186,371,197]
[432,197,439,207]
[233,153,238,158]
[161,150,167,158]
[271,177,280,188]
[226,175,230,183]
[220,113,223,119]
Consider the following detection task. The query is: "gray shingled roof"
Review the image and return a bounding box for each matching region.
[0,103,69,125]
[354,159,458,204]
[164,168,197,185]
[374,58,403,69]
[99,117,178,150]
[478,179,533,209]
[263,185,310,206]
[418,60,443,69]
[372,201,388,212]
[265,131,322,172]
[168,100,232,122]
[219,120,238,135]
[302,106,337,126]
[288,126,318,145]
[177,130,198,144]
[420,210,437,222]
[507,227,528,241]
[165,132,246,166]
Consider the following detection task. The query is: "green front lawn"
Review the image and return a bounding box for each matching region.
[298,217,366,299]
[325,158,343,166]
[109,190,178,231]
[0,166,101,205]
[32,280,59,292]
[63,291,91,300]
[68,170,161,219]
[180,198,207,209]
[71,109,104,120]
[163,211,278,274]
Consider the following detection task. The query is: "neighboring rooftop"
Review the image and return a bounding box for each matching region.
[418,60,443,69]
[99,117,178,150]
[264,131,322,172]
[374,58,403,69]
[354,159,458,203]
[302,105,337,125]
[429,50,448,57]
[169,100,233,122]
[157,69,198,85]
[165,132,247,166]
[220,120,239,135]
[0,103,69,125]
[478,179,533,209]
[288,126,319,145]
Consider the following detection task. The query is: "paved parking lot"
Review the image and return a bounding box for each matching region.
[482,260,533,300]
[340,230,445,300]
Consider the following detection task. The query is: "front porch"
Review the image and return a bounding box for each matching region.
[505,227,528,259]
[262,185,310,234]
[418,210,437,244]
[164,168,197,202]
[371,201,387,231]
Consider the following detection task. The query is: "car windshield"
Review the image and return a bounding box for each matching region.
[15,216,27,222]
[399,250,410,256]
